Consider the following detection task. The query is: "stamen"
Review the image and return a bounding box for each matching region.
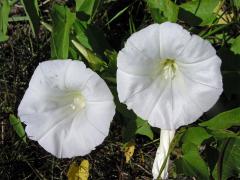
[160,59,177,79]
[70,94,86,110]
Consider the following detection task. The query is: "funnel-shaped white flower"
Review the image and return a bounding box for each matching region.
[117,22,223,179]
[18,60,115,158]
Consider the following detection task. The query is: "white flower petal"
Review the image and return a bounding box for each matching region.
[125,24,161,60]
[169,74,209,129]
[18,87,72,116]
[117,47,156,76]
[120,62,222,131]
[38,121,68,158]
[178,55,222,89]
[85,101,115,135]
[158,22,191,59]
[60,111,107,158]
[18,60,115,158]
[30,60,71,90]
[145,75,202,129]
[21,105,75,141]
[117,69,153,103]
[82,72,114,102]
[64,60,94,89]
[174,72,222,122]
[122,76,169,126]
[178,35,216,63]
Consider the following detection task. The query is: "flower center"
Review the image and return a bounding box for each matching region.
[160,59,177,79]
[70,94,86,110]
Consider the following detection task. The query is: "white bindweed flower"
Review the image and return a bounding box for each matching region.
[18,60,115,158]
[117,22,223,179]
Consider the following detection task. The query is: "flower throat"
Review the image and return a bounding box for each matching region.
[160,59,177,79]
[70,93,86,110]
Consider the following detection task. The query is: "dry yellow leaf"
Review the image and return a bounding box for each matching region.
[67,161,78,180]
[67,160,90,180]
[124,142,135,163]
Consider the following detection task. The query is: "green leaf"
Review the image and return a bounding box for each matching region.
[0,32,8,42]
[181,127,211,146]
[175,143,210,180]
[212,138,240,180]
[218,47,240,96]
[104,49,117,75]
[122,117,137,142]
[75,0,102,22]
[9,114,26,143]
[21,0,40,37]
[0,0,10,42]
[71,39,107,71]
[230,35,240,55]
[112,87,136,122]
[51,4,76,59]
[101,49,117,82]
[41,21,52,32]
[233,0,240,8]
[135,117,154,140]
[105,5,129,26]
[200,107,240,129]
[180,0,220,26]
[8,16,29,22]
[69,45,79,60]
[101,49,117,83]
[207,129,240,140]
[73,20,111,58]
[75,0,84,11]
[204,145,219,173]
[122,116,153,142]
[73,21,91,49]
[147,0,179,23]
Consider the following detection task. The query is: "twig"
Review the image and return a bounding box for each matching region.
[133,163,152,176]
